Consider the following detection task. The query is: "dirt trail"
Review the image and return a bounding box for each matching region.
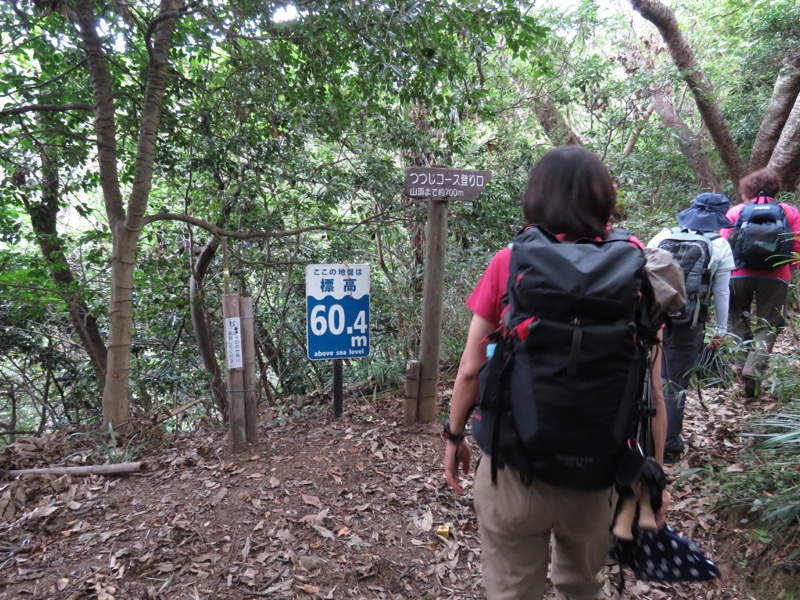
[0,365,793,599]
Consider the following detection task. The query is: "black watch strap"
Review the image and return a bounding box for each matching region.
[442,420,465,444]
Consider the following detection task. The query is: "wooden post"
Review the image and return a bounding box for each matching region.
[416,198,449,423]
[223,292,247,452]
[402,167,491,424]
[240,296,258,444]
[403,360,420,425]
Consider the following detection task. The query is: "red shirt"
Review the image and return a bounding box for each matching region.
[721,198,800,283]
[466,246,513,325]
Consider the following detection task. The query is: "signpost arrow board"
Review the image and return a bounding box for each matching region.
[306,264,370,361]
[404,167,492,200]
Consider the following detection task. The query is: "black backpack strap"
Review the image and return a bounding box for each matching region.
[484,334,513,486]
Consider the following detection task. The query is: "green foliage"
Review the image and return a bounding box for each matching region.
[719,398,800,538]
[0,0,798,474]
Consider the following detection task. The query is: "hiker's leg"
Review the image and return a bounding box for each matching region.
[728,278,756,374]
[474,456,551,599]
[550,486,614,600]
[662,323,704,453]
[743,279,787,377]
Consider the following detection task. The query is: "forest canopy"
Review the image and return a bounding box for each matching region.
[0,0,798,432]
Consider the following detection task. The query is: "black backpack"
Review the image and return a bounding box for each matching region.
[656,228,718,327]
[475,226,658,490]
[728,200,794,270]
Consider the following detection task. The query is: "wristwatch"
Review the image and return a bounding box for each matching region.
[442,420,465,444]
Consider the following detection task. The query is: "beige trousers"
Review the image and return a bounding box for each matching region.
[473,455,614,600]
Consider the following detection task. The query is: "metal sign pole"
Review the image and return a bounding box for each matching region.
[333,359,343,418]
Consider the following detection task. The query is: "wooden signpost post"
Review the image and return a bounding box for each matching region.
[222,238,258,453]
[402,167,491,424]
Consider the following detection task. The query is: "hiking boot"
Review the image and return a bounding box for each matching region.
[663,449,683,465]
[742,375,759,399]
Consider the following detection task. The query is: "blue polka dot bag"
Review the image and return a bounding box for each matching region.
[613,524,721,582]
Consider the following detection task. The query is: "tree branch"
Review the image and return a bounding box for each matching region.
[140,211,393,240]
[145,0,202,58]
[0,103,94,117]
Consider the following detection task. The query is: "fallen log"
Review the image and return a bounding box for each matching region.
[3,461,148,479]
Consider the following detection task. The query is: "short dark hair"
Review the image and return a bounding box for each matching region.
[739,167,781,200]
[522,146,616,240]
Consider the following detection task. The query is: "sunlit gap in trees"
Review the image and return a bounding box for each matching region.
[95,18,127,53]
[274,4,299,23]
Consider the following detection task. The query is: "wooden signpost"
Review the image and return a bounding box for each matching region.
[222,238,259,453]
[403,167,491,424]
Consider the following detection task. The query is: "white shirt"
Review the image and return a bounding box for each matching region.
[647,228,735,333]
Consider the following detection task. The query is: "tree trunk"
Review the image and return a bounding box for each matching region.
[623,103,655,155]
[532,89,583,146]
[22,161,107,385]
[629,0,746,185]
[750,53,800,171]
[190,239,228,419]
[768,96,800,192]
[73,0,183,429]
[650,88,720,191]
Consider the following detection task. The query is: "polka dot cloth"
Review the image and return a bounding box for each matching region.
[613,525,721,582]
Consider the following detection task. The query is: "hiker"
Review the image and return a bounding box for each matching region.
[647,193,735,463]
[442,146,671,599]
[720,167,800,398]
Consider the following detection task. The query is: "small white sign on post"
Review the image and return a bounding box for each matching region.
[225,317,243,369]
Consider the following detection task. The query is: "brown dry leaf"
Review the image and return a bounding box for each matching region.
[241,534,251,561]
[311,524,334,540]
[299,555,326,571]
[301,583,321,594]
[194,553,221,563]
[210,487,228,505]
[27,505,59,520]
[302,494,322,508]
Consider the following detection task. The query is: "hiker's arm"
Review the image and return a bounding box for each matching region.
[711,269,732,337]
[444,314,494,494]
[790,205,800,270]
[650,335,666,466]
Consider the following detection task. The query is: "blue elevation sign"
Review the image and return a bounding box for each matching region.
[306,264,370,361]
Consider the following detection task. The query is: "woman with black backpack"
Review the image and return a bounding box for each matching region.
[721,167,800,398]
[442,146,673,599]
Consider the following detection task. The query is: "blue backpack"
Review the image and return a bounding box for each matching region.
[729,200,794,270]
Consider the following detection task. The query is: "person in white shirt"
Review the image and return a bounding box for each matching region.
[647,193,736,463]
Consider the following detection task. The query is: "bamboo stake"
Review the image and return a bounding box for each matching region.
[4,461,148,478]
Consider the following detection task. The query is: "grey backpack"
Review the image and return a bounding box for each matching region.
[656,228,718,327]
